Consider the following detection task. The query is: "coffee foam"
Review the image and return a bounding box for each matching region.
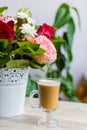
[38,79,60,87]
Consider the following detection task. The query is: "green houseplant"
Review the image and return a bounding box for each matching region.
[46,3,80,101]
[27,3,80,102]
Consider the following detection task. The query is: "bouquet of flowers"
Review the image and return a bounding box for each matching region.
[0,7,57,70]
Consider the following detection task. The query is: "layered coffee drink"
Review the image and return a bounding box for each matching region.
[38,79,60,112]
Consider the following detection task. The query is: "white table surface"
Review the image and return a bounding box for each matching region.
[0,98,87,130]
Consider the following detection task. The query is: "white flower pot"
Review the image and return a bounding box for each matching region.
[0,68,29,117]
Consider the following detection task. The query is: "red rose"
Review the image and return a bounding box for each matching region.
[0,20,14,42]
[37,23,56,40]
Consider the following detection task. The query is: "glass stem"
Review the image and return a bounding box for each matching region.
[45,112,53,122]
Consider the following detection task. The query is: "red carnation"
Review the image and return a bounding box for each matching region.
[37,23,56,40]
[0,20,14,42]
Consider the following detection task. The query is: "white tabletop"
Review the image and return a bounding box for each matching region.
[0,98,87,130]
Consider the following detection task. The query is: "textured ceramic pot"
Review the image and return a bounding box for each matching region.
[0,68,29,117]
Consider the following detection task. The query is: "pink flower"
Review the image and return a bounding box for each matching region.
[0,16,16,23]
[33,35,57,64]
[0,16,9,22]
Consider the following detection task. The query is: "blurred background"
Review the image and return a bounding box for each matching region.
[0,0,87,102]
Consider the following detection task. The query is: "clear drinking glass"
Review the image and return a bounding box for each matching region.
[29,78,60,127]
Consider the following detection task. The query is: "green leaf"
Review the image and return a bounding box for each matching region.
[53,3,70,29]
[0,40,12,67]
[67,49,73,62]
[52,37,66,44]
[23,44,35,54]
[72,7,81,28]
[34,48,45,55]
[63,32,73,62]
[28,43,40,51]
[23,44,45,56]
[0,40,9,51]
[0,55,10,67]
[66,17,75,45]
[52,37,66,51]
[6,60,30,68]
[10,48,24,56]
[67,72,73,82]
[70,96,80,102]
[0,6,8,16]
[18,8,32,17]
[0,40,12,57]
[30,62,44,71]
[59,76,76,97]
[56,52,65,72]
[17,41,45,55]
[26,76,38,97]
[17,41,39,50]
[65,48,73,62]
[65,60,71,72]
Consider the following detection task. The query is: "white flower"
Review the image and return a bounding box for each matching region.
[20,23,37,37]
[27,17,35,25]
[17,12,28,19]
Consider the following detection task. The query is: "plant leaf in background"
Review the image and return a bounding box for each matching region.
[0,6,8,16]
[52,37,66,51]
[56,52,65,72]
[53,3,70,29]
[46,3,81,101]
[26,75,38,97]
[66,17,75,47]
[59,76,79,102]
[72,7,81,29]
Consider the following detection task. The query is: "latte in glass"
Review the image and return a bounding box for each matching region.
[38,79,60,112]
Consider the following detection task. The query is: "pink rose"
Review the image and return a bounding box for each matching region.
[37,23,56,40]
[33,35,57,64]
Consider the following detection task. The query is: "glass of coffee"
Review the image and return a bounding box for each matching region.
[29,78,60,127]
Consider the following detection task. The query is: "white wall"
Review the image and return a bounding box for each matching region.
[0,0,87,85]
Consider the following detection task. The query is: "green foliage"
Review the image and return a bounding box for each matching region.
[13,41,45,56]
[53,3,70,29]
[0,39,45,69]
[72,7,81,28]
[46,3,80,101]
[26,3,80,101]
[6,60,30,68]
[26,75,38,97]
[0,40,12,67]
[18,8,32,17]
[0,6,8,16]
